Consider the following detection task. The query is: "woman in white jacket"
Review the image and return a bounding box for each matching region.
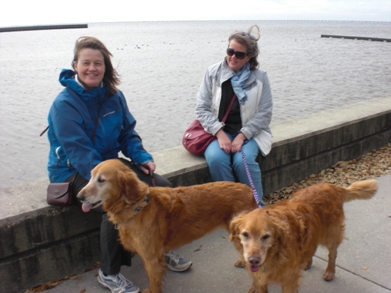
[195,25,273,205]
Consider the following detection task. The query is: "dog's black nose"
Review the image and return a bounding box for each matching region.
[76,192,84,201]
[248,256,261,266]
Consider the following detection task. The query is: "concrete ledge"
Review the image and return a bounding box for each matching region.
[260,97,391,194]
[155,96,391,194]
[1,96,390,292]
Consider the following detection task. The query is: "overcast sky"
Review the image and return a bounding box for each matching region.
[1,0,390,27]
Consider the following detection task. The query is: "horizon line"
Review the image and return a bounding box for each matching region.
[1,18,390,29]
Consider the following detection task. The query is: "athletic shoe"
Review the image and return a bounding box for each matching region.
[165,250,193,272]
[97,269,140,293]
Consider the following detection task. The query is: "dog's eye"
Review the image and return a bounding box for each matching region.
[97,177,105,183]
[262,234,270,241]
[241,232,249,239]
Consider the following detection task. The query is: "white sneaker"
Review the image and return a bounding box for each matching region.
[165,250,192,272]
[97,269,140,293]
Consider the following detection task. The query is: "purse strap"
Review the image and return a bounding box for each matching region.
[41,101,103,142]
[40,89,104,140]
[221,94,237,123]
[90,102,103,142]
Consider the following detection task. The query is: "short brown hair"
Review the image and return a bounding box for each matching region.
[72,36,120,96]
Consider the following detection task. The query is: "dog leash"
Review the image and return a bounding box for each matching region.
[240,149,263,208]
[150,171,156,187]
[133,162,157,187]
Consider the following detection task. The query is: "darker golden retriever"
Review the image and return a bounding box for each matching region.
[229,179,378,293]
[77,159,257,293]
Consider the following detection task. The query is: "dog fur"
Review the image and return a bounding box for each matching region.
[77,159,257,293]
[229,180,378,293]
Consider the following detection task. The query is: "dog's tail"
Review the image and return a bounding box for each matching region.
[343,179,378,203]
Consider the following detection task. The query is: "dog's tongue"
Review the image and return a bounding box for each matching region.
[250,265,260,272]
[82,203,93,213]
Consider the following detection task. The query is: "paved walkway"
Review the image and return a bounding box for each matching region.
[46,174,391,293]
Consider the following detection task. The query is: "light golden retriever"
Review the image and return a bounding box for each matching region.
[229,180,378,293]
[77,159,257,293]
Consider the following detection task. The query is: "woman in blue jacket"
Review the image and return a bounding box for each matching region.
[47,36,191,293]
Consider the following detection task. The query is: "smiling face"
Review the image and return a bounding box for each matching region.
[73,48,105,90]
[226,39,251,72]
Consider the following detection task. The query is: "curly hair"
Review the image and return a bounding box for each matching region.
[228,25,260,70]
[72,36,120,96]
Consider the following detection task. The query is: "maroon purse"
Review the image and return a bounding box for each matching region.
[182,95,237,156]
[47,182,74,206]
[182,120,216,156]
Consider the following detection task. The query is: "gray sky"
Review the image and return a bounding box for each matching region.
[1,0,390,27]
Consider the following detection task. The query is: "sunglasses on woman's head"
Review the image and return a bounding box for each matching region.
[226,48,247,59]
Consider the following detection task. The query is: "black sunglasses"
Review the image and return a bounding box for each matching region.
[226,48,247,59]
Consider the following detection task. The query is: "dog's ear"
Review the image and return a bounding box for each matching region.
[117,169,149,204]
[118,169,140,203]
[229,212,248,241]
[102,168,129,214]
[265,209,291,244]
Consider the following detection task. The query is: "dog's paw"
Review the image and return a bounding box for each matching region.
[303,258,313,270]
[247,284,268,293]
[323,270,335,281]
[234,259,246,268]
[246,284,259,293]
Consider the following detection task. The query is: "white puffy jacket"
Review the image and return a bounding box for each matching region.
[195,58,273,156]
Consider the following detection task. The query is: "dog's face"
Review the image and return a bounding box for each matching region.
[230,209,281,272]
[77,159,144,213]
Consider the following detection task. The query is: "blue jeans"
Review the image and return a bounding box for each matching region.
[204,132,264,205]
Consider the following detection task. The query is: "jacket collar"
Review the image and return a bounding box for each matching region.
[59,69,106,101]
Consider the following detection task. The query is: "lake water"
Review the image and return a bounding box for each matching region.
[1,20,390,188]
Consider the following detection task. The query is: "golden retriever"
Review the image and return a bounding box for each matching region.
[77,159,258,293]
[229,179,378,293]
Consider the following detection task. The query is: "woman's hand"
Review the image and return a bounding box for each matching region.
[216,129,232,154]
[231,133,246,153]
[140,161,156,174]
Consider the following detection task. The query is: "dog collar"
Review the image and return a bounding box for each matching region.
[115,194,150,230]
[134,193,150,213]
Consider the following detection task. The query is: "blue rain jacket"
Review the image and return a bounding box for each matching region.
[47,69,153,182]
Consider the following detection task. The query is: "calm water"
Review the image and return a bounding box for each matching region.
[1,20,390,188]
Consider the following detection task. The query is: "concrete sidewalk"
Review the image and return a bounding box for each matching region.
[45,174,391,293]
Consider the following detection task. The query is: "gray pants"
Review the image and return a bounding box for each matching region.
[67,158,172,275]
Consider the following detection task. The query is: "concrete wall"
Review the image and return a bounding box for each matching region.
[1,97,390,293]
